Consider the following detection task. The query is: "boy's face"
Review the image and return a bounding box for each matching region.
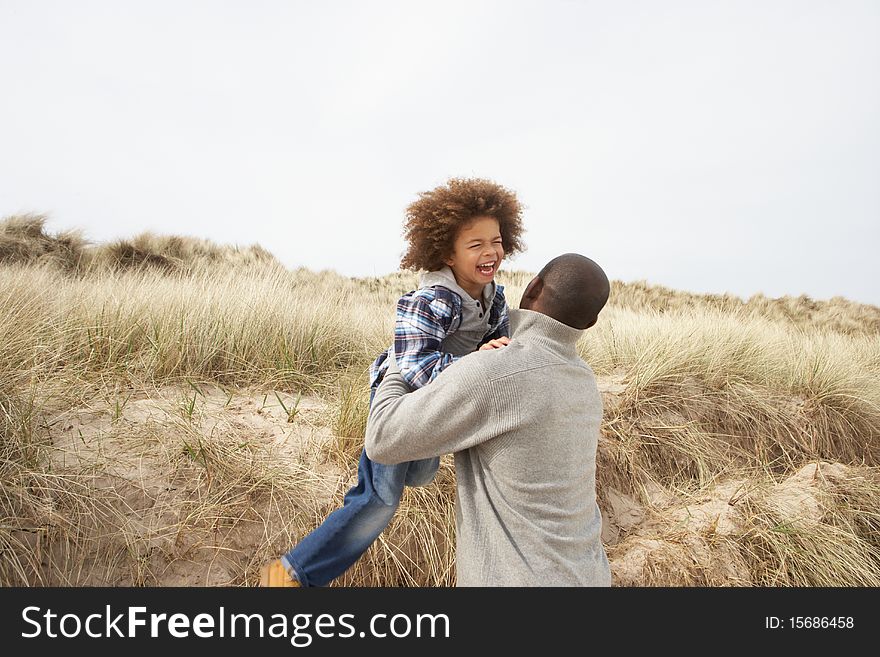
[444,216,504,298]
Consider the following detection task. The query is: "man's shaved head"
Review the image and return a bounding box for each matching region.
[519,254,610,329]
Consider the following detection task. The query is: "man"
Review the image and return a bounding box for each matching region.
[365,253,612,586]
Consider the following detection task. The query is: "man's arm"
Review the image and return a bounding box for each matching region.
[365,353,499,464]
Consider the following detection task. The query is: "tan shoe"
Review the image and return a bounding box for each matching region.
[259,559,301,587]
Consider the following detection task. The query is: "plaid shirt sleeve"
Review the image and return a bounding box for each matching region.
[392,287,461,390]
[478,283,510,346]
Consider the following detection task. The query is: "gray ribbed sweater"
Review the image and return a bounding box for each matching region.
[365,308,611,586]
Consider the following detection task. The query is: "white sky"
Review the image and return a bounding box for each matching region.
[1,1,878,304]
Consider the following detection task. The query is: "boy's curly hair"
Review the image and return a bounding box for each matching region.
[400,177,526,271]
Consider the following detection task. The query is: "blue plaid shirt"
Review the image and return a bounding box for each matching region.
[369,284,509,391]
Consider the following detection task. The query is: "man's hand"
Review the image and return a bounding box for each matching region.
[479,336,511,351]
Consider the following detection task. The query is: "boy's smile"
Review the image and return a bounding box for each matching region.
[444,216,504,300]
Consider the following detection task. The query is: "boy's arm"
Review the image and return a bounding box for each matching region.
[365,353,499,464]
[394,288,461,389]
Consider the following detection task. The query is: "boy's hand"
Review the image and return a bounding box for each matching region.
[479,336,511,351]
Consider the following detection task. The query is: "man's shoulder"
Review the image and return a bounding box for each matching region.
[452,340,555,382]
[481,341,603,386]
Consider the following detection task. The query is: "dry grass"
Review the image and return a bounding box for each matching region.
[608,462,880,586]
[0,213,278,275]
[1,215,878,586]
[0,213,89,272]
[91,232,278,273]
[610,279,880,336]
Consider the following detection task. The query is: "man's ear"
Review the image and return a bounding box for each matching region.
[520,276,543,309]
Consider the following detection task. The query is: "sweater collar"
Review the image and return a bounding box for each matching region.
[509,308,584,357]
[419,266,496,306]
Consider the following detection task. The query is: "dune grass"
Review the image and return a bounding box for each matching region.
[1,213,878,586]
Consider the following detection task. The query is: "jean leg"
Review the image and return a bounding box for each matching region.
[404,456,440,487]
[282,448,409,587]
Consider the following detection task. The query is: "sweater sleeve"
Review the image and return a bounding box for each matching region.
[365,353,500,464]
[393,287,460,389]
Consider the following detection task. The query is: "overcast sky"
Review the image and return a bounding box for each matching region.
[1,1,878,304]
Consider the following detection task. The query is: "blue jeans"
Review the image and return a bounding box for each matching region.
[281,391,439,587]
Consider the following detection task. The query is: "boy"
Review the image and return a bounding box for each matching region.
[261,177,525,586]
